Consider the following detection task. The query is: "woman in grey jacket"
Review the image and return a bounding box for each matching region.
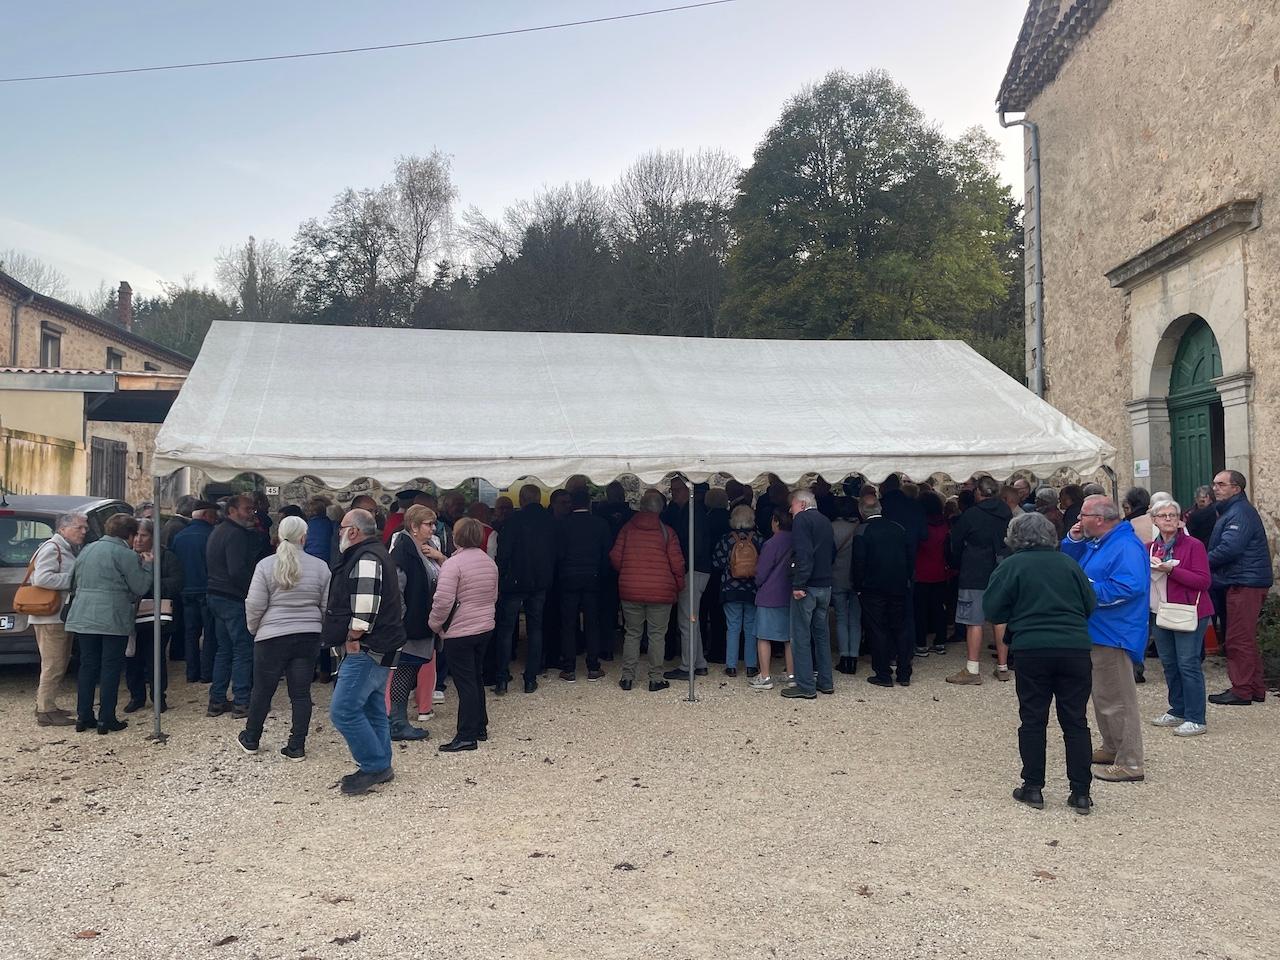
[66,513,153,734]
[238,516,332,760]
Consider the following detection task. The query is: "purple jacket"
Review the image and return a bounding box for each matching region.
[1149,532,1214,619]
[754,530,793,609]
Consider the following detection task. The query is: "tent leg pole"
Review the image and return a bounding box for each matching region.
[686,474,697,703]
[1102,465,1119,504]
[149,474,167,744]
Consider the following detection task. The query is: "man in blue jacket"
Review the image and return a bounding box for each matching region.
[1061,495,1148,783]
[170,501,218,683]
[1207,470,1273,705]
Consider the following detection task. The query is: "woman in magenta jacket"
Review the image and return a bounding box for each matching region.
[1147,499,1214,737]
[429,518,499,753]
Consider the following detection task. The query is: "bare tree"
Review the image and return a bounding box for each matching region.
[389,152,457,316]
[215,236,296,322]
[0,248,73,301]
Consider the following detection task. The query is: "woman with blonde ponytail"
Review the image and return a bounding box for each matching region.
[240,515,332,760]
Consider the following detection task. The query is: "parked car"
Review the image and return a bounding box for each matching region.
[0,495,133,664]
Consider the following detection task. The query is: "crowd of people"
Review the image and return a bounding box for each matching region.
[24,466,1273,804]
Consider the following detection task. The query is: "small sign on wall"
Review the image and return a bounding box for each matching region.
[1133,459,1150,479]
[264,485,280,496]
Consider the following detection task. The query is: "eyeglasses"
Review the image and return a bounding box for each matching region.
[1151,513,1179,520]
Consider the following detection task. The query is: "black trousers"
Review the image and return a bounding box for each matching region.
[598,570,621,658]
[125,629,171,704]
[448,631,491,742]
[244,632,320,749]
[560,589,600,671]
[913,580,949,648]
[1013,651,1093,794]
[77,634,128,724]
[862,591,911,682]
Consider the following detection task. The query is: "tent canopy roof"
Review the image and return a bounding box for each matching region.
[154,321,1115,488]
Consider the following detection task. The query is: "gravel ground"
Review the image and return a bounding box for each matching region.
[1,650,1277,960]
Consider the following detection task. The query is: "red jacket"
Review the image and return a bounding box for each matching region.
[610,512,686,604]
[915,517,950,583]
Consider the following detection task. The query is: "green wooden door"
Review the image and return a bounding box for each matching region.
[1167,318,1223,507]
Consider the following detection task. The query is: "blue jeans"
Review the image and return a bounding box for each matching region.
[789,586,834,694]
[1154,617,1209,725]
[330,651,393,772]
[208,594,254,706]
[183,593,216,682]
[832,589,862,657]
[723,601,758,669]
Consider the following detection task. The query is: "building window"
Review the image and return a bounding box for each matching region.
[106,348,124,370]
[143,362,160,372]
[39,323,62,368]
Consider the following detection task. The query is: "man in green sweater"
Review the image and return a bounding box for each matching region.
[983,512,1098,815]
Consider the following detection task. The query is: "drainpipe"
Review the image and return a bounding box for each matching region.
[11,290,35,366]
[999,111,1045,399]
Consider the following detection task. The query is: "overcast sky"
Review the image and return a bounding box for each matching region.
[0,0,1030,299]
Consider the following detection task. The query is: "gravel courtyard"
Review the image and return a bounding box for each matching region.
[1,652,1277,960]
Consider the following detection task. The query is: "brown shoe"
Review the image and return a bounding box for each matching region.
[993,667,1012,681]
[945,669,982,685]
[1094,764,1144,782]
[37,711,75,727]
[1091,749,1117,765]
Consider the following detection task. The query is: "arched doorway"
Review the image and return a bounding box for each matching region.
[1168,317,1224,506]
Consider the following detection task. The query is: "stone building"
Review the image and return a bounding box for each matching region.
[998,0,1278,546]
[0,271,192,503]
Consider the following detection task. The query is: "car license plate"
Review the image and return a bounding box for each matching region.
[0,615,14,630]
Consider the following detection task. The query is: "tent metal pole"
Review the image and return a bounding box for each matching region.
[1102,465,1119,504]
[149,473,167,743]
[686,475,697,703]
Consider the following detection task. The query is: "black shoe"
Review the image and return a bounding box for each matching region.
[648,680,670,692]
[619,678,633,691]
[280,745,306,762]
[599,652,614,662]
[231,704,249,720]
[932,644,947,655]
[587,669,605,682]
[438,738,478,753]
[206,700,232,717]
[836,657,854,675]
[237,730,259,754]
[477,731,488,742]
[664,668,690,680]
[695,667,708,676]
[1012,785,1045,809]
[781,686,816,699]
[896,678,911,687]
[494,679,508,696]
[1208,690,1253,706]
[746,667,759,678]
[725,667,737,678]
[523,678,538,694]
[866,675,893,688]
[1254,695,1267,703]
[341,767,394,795]
[817,686,835,695]
[1067,792,1094,815]
[159,699,168,713]
[75,717,97,733]
[559,670,576,683]
[97,719,127,735]
[123,699,145,714]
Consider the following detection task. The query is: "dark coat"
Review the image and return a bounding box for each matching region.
[853,517,913,596]
[206,519,260,601]
[496,502,558,594]
[171,518,213,596]
[1208,493,1274,589]
[556,510,613,592]
[948,498,1013,590]
[390,533,438,642]
[881,489,927,545]
[791,508,835,589]
[662,501,714,574]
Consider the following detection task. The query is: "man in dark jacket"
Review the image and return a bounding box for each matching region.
[945,476,1014,685]
[1207,470,1273,705]
[324,508,406,796]
[556,489,613,683]
[853,500,914,688]
[171,501,218,683]
[881,474,927,660]
[783,489,836,699]
[662,478,714,681]
[205,494,260,717]
[594,481,634,659]
[493,484,558,694]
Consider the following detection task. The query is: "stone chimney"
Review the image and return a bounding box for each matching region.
[117,281,132,331]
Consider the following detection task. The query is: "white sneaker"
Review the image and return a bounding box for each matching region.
[432,689,445,704]
[1173,721,1207,737]
[417,711,434,722]
[750,675,774,691]
[1150,712,1184,727]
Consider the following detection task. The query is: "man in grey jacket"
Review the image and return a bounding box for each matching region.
[29,513,89,726]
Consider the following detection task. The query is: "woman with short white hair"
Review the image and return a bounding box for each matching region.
[239,515,332,760]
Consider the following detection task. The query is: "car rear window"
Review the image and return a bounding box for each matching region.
[0,516,56,567]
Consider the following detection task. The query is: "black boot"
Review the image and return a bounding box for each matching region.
[388,697,428,742]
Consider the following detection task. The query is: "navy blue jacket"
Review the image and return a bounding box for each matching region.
[791,507,835,589]
[1208,493,1273,589]
[171,518,213,596]
[881,489,926,546]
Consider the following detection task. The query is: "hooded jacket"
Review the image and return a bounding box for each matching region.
[949,498,1013,590]
[1060,520,1150,663]
[1207,493,1273,589]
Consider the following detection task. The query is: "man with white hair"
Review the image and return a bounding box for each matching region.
[28,512,89,725]
[782,489,836,699]
[323,508,406,796]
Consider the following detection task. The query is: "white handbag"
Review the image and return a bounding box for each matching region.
[1156,594,1200,633]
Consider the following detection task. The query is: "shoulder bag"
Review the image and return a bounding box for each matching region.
[15,542,63,617]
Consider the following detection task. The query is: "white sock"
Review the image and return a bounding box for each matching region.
[997,663,1009,672]
[966,660,980,675]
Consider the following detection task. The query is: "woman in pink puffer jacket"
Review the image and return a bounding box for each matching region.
[429,518,499,752]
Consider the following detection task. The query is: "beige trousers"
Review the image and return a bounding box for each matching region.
[34,622,72,713]
[1090,644,1144,771]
